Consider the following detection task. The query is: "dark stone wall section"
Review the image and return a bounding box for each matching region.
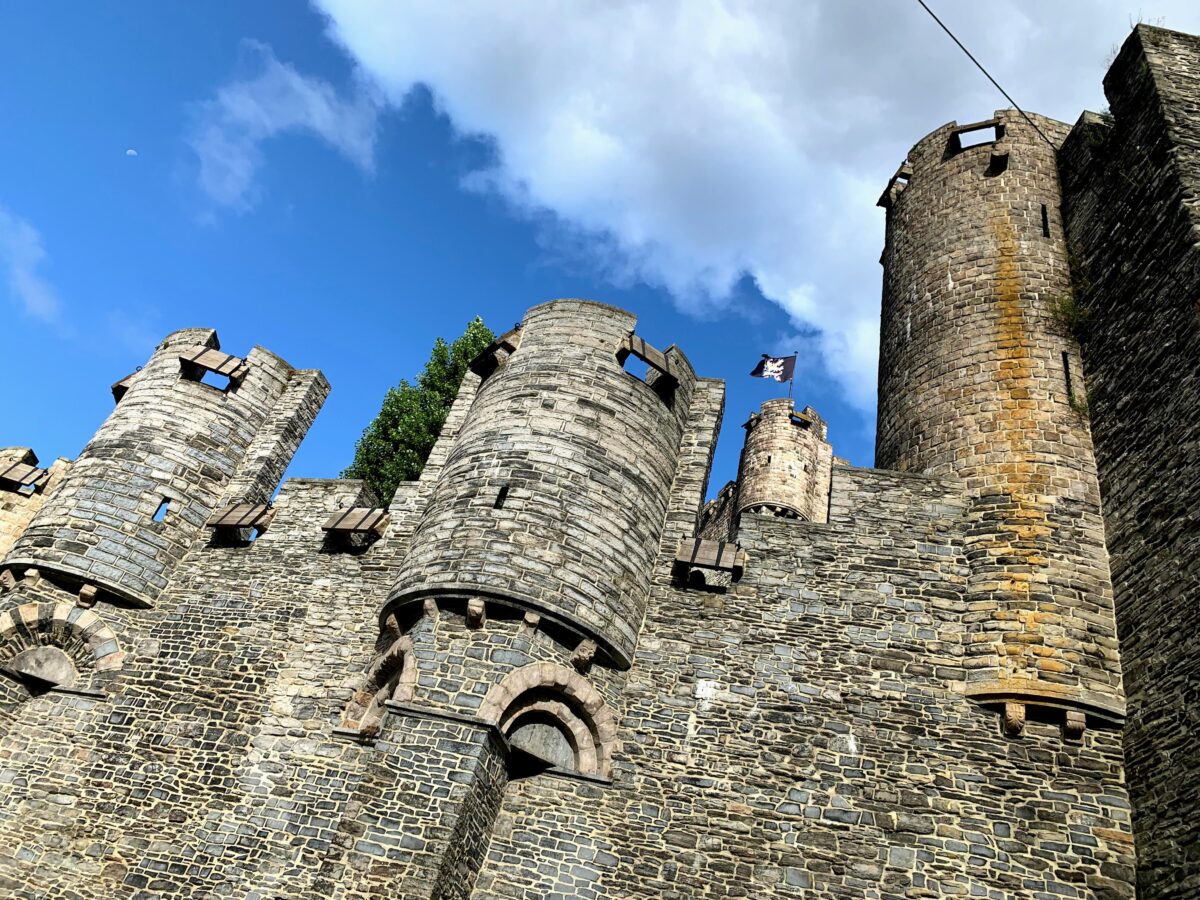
[1059,24,1200,900]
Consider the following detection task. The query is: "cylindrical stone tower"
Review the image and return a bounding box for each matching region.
[382,299,697,668]
[3,328,317,608]
[876,109,1124,729]
[734,400,833,526]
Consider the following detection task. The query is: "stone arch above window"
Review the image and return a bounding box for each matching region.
[338,635,416,738]
[479,661,616,778]
[0,602,123,696]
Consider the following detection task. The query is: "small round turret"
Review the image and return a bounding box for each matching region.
[734,400,832,527]
[3,329,302,607]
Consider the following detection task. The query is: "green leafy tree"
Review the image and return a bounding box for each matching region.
[344,317,494,502]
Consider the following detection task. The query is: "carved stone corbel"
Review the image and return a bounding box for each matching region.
[1002,701,1026,737]
[572,639,597,674]
[1063,709,1086,742]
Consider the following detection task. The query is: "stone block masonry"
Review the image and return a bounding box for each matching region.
[1059,24,1200,900]
[0,21,1198,899]
[3,328,328,609]
[877,107,1124,735]
[385,298,701,669]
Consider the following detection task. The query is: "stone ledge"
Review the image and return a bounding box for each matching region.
[384,699,496,732]
[381,586,631,670]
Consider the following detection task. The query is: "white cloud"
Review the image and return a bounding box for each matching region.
[190,40,379,213]
[0,206,62,323]
[306,1,1200,410]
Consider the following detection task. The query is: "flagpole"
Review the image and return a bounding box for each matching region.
[788,350,796,401]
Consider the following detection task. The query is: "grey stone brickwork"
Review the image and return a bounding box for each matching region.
[386,299,700,669]
[1058,24,1200,899]
[0,449,69,560]
[0,22,1198,899]
[3,328,328,609]
[876,108,1125,734]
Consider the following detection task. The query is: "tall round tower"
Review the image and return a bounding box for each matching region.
[876,109,1123,730]
[3,328,309,608]
[383,299,698,668]
[734,400,833,526]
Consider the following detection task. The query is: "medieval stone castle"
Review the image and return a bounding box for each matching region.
[0,23,1196,900]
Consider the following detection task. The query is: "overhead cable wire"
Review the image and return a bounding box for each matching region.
[913,0,1059,151]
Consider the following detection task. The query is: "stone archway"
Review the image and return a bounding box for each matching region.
[480,661,616,777]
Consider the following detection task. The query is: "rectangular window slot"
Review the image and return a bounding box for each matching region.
[958,125,998,149]
[153,498,170,523]
[945,119,1004,159]
[467,326,523,380]
[321,507,389,551]
[493,485,509,509]
[179,345,248,393]
[620,352,651,382]
[0,460,49,495]
[199,369,232,391]
[616,332,678,406]
[1041,204,1051,237]
[672,538,747,581]
[111,368,140,403]
[1062,351,1074,402]
[206,502,274,546]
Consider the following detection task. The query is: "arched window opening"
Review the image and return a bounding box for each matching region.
[480,661,616,779]
[1,646,78,697]
[0,600,123,703]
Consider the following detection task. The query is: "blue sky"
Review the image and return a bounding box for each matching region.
[4,1,1198,495]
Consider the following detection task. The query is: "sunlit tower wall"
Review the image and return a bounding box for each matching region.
[384,298,700,669]
[732,399,833,530]
[875,109,1124,734]
[2,328,328,608]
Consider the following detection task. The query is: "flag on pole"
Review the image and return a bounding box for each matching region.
[749,354,797,383]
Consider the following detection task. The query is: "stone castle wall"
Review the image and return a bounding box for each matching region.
[1059,24,1200,899]
[466,465,1134,899]
[876,108,1124,732]
[0,303,1142,900]
[1,22,1199,899]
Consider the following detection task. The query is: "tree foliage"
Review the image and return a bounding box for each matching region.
[343,317,494,502]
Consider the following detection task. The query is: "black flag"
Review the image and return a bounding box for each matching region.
[749,354,796,383]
